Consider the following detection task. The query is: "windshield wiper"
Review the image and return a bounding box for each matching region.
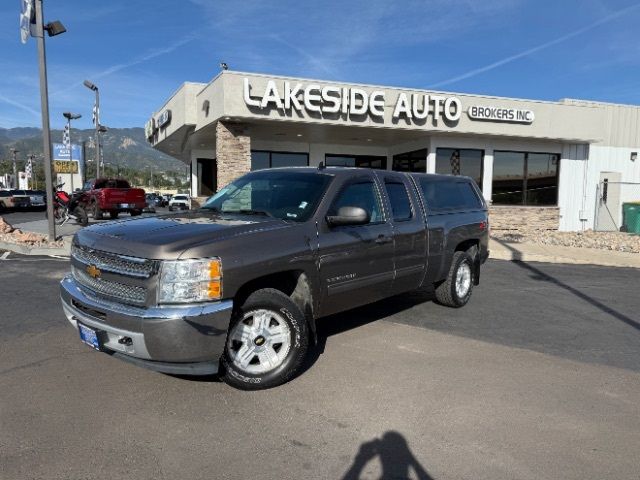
[221,209,273,218]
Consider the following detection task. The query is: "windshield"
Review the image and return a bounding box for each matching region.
[202,170,333,222]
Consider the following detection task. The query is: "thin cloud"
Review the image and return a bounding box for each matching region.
[430,2,640,88]
[0,93,40,119]
[53,32,200,94]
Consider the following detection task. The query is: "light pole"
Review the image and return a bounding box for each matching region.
[62,112,81,191]
[147,165,154,189]
[9,148,19,188]
[83,79,100,178]
[34,0,66,242]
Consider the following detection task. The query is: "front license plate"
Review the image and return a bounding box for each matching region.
[78,323,101,350]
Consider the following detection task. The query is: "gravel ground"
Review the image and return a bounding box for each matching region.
[492,230,640,253]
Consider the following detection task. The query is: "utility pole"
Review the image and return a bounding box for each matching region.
[10,148,19,188]
[32,0,66,242]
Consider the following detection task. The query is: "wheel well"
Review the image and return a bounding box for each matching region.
[455,239,480,285]
[455,239,479,254]
[234,270,313,314]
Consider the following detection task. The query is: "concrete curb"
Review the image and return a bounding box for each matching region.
[490,247,640,268]
[0,239,71,257]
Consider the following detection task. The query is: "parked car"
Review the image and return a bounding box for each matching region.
[81,178,146,219]
[145,193,164,209]
[0,190,31,211]
[26,189,46,209]
[61,167,488,390]
[168,194,191,211]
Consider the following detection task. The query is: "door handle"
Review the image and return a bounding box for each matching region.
[375,235,392,245]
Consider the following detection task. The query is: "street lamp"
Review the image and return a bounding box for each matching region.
[83,79,101,178]
[9,148,19,188]
[32,0,66,242]
[62,112,81,191]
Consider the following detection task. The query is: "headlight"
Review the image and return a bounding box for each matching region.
[158,258,222,304]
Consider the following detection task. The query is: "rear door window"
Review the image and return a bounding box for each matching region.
[384,181,412,221]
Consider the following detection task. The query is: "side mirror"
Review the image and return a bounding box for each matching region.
[326,206,370,227]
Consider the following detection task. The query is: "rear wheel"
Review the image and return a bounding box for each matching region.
[90,201,103,220]
[130,209,142,216]
[434,251,474,308]
[74,206,88,226]
[221,289,309,390]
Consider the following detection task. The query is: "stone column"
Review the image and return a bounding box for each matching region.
[215,121,250,190]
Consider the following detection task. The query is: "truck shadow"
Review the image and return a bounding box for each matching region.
[302,288,436,374]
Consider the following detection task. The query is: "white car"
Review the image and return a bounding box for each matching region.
[168,194,191,211]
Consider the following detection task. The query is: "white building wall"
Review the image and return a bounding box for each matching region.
[584,145,640,229]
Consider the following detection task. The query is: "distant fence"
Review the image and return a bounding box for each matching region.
[594,181,640,232]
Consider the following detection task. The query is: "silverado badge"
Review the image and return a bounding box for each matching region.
[86,265,101,279]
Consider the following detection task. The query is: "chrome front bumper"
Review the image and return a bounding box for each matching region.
[60,275,233,373]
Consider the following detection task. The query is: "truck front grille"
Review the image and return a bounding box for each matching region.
[71,265,147,306]
[71,245,156,278]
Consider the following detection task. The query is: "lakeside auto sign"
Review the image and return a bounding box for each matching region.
[242,77,535,125]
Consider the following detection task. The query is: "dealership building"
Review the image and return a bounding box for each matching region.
[147,71,640,231]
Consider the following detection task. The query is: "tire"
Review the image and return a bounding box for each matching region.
[168,206,173,212]
[91,201,103,220]
[110,211,119,219]
[434,251,474,308]
[74,206,89,226]
[221,288,309,390]
[130,210,142,216]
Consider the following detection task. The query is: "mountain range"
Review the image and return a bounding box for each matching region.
[0,127,184,172]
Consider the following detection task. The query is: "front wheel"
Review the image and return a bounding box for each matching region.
[434,251,474,308]
[51,205,68,226]
[221,289,309,390]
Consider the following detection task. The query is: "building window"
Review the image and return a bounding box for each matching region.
[325,154,387,170]
[251,151,309,170]
[492,151,559,206]
[392,149,427,172]
[435,148,483,189]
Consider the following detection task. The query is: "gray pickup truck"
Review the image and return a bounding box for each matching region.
[60,167,489,390]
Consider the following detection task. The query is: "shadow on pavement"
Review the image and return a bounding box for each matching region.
[341,431,433,480]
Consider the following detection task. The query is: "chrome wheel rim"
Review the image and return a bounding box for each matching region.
[227,309,292,375]
[455,262,472,298]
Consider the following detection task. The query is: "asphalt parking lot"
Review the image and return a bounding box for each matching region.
[1,255,639,480]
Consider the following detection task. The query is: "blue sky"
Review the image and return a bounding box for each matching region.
[1,0,639,130]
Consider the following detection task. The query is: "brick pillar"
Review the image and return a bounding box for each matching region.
[215,121,250,190]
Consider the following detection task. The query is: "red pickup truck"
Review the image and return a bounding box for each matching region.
[82,178,146,220]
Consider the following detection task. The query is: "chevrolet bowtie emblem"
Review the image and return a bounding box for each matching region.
[86,265,101,279]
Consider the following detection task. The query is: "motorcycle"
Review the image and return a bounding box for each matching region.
[46,183,89,226]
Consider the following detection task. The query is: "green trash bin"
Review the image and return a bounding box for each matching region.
[622,202,640,234]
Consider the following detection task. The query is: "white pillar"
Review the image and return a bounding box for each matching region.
[191,155,198,197]
[482,148,493,202]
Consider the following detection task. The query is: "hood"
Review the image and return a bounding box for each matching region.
[74,210,292,259]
